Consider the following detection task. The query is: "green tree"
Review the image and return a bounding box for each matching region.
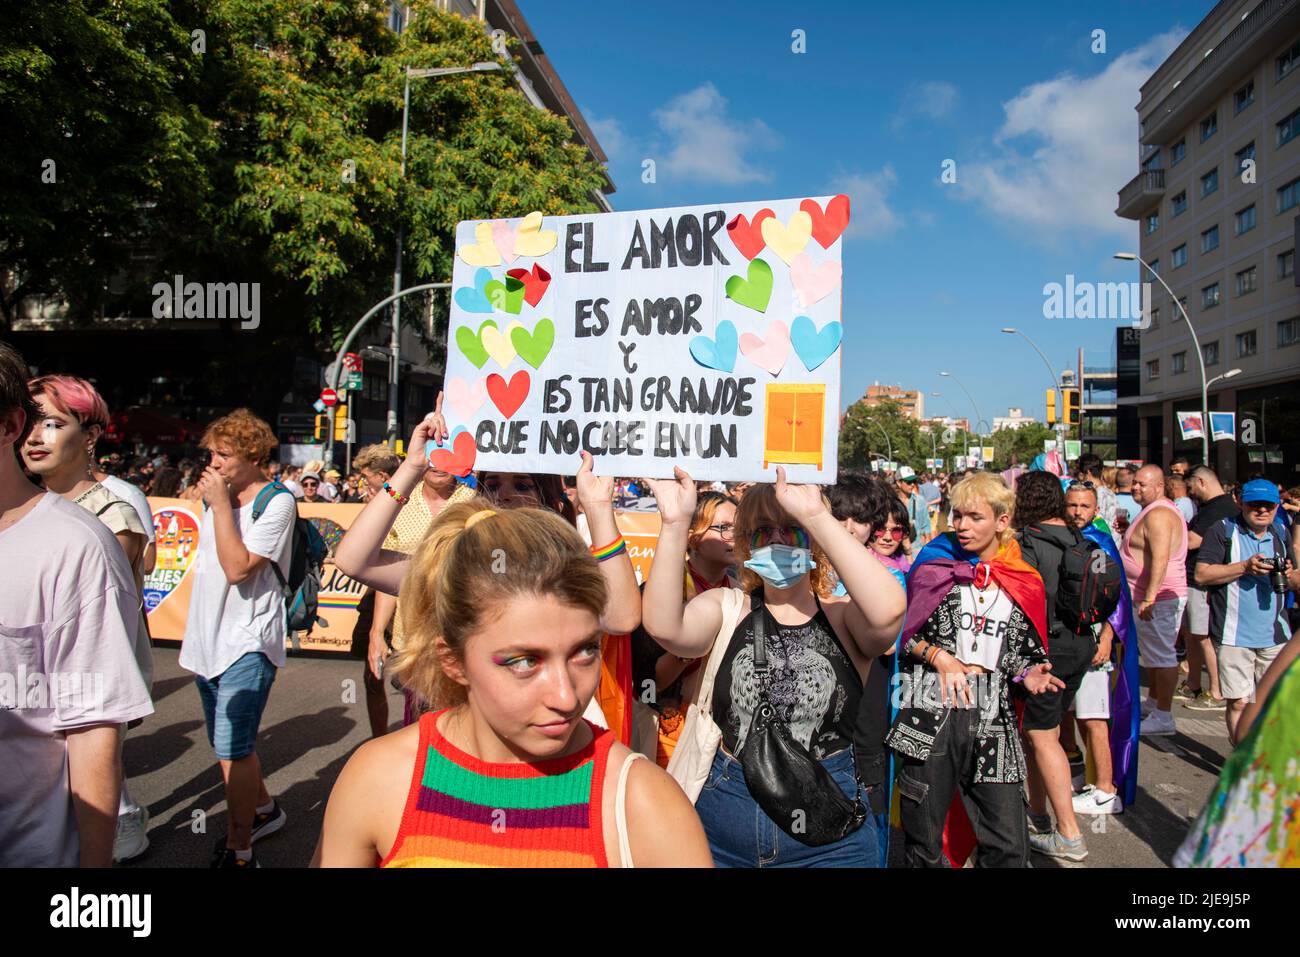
[839,399,929,472]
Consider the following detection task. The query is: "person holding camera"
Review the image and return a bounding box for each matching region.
[1194,479,1298,743]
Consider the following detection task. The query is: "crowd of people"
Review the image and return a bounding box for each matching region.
[2,339,1296,870]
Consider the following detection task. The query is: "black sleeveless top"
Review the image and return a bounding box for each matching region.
[713,593,864,760]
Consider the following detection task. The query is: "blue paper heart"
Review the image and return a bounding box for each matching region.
[689,320,739,373]
[790,315,842,371]
[426,427,470,461]
[453,268,494,314]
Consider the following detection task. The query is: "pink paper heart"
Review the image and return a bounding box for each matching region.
[790,252,842,308]
[445,376,487,421]
[739,320,790,375]
[491,220,518,264]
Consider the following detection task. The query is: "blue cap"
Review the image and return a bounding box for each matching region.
[1240,479,1280,505]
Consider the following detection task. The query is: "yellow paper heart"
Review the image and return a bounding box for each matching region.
[481,323,517,369]
[514,211,557,257]
[759,210,812,265]
[458,222,501,267]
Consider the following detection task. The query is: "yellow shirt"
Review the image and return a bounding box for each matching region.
[385,483,478,649]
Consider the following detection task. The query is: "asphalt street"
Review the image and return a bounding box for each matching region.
[121,646,1231,868]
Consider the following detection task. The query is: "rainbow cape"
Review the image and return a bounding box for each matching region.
[1083,517,1140,807]
[900,532,1048,867]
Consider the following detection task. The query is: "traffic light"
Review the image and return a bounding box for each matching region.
[314,414,327,440]
[1046,389,1058,426]
[1063,388,1080,426]
[314,405,349,441]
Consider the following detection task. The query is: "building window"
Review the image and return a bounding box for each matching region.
[1235,266,1257,296]
[1149,257,1160,275]
[1171,139,1186,165]
[1145,212,1159,235]
[1236,330,1257,357]
[1280,40,1300,81]
[1150,306,1160,328]
[1202,283,1220,308]
[1202,341,1220,366]
[1171,190,1187,216]
[1172,244,1187,268]
[1201,167,1218,197]
[1146,359,1160,380]
[1200,111,1217,141]
[1172,351,1186,374]
[1234,80,1255,113]
[1281,177,1300,213]
[1280,317,1300,348]
[1281,249,1296,280]
[1200,225,1219,253]
[1142,148,1162,171]
[1235,142,1255,176]
[1234,205,1256,235]
[1279,107,1300,148]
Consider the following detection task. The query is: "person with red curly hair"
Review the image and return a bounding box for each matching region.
[181,409,294,868]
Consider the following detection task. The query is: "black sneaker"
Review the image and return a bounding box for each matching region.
[211,845,259,869]
[251,800,287,843]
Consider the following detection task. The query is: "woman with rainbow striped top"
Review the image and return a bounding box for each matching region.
[312,502,712,867]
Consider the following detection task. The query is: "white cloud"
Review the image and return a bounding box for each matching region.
[651,83,779,185]
[955,29,1185,240]
[891,80,960,131]
[585,111,633,161]
[832,166,901,239]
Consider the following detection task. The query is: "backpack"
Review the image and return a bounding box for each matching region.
[252,482,329,633]
[1026,524,1123,635]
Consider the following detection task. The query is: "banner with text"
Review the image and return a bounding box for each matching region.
[440,197,849,483]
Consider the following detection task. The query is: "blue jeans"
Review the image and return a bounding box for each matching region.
[696,748,879,867]
[196,652,277,760]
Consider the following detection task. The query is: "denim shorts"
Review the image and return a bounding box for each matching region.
[195,652,277,760]
[695,747,879,867]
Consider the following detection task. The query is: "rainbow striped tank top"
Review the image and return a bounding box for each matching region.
[381,709,614,867]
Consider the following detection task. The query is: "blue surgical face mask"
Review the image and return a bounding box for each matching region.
[744,544,814,589]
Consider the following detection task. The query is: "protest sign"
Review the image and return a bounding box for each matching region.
[441,197,848,483]
[1209,412,1235,442]
[1176,411,1205,441]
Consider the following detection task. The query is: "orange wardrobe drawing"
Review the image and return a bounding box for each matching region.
[763,383,825,469]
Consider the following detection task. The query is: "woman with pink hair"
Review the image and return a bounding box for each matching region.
[22,374,154,864]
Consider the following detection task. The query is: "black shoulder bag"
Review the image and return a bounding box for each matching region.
[739,592,866,847]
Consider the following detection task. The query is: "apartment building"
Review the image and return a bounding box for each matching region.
[862,383,926,421]
[1115,0,1300,484]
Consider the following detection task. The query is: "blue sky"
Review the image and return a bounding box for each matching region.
[525,0,1218,427]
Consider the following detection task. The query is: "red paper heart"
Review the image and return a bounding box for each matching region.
[486,370,531,419]
[505,263,551,307]
[726,208,774,260]
[801,194,851,248]
[427,431,477,477]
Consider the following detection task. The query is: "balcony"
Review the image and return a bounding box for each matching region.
[1116,169,1166,219]
[1140,0,1300,145]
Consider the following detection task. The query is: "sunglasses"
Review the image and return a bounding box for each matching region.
[751,525,809,548]
[1068,480,1095,490]
[872,527,905,541]
[303,481,319,487]
[1244,501,1277,510]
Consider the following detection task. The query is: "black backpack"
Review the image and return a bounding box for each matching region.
[1026,524,1123,635]
[251,482,328,633]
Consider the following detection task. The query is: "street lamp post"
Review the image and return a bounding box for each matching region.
[386,61,502,447]
[865,421,891,465]
[1001,327,1065,457]
[1114,251,1226,466]
[939,371,985,451]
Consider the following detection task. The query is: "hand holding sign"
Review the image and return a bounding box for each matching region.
[773,465,828,525]
[574,449,614,512]
[647,466,697,527]
[404,395,450,476]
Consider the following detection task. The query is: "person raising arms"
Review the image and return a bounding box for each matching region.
[312,503,710,867]
[642,467,906,867]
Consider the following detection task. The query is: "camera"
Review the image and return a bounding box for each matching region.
[1268,557,1288,595]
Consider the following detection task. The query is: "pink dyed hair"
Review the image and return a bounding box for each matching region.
[27,375,111,431]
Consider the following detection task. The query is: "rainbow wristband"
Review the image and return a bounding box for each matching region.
[591,535,627,562]
[382,482,409,505]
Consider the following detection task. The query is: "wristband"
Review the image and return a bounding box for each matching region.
[590,535,627,562]
[926,646,941,666]
[1011,666,1032,684]
[382,482,409,505]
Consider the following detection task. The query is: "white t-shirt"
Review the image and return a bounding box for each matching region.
[0,493,154,866]
[954,581,1015,672]
[101,475,156,543]
[179,487,295,680]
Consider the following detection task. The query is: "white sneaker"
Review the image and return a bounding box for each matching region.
[1140,709,1176,737]
[113,806,149,863]
[1072,785,1123,815]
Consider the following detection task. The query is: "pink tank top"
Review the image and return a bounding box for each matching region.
[1120,497,1188,601]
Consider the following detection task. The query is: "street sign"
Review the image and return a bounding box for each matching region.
[312,399,326,413]
[345,371,363,392]
[320,388,339,407]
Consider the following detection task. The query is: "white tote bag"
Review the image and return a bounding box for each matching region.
[664,588,747,802]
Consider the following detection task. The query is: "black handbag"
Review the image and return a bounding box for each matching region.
[739,593,867,847]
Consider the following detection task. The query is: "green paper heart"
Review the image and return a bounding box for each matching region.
[483,276,525,314]
[454,319,498,369]
[510,318,555,369]
[725,258,773,313]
